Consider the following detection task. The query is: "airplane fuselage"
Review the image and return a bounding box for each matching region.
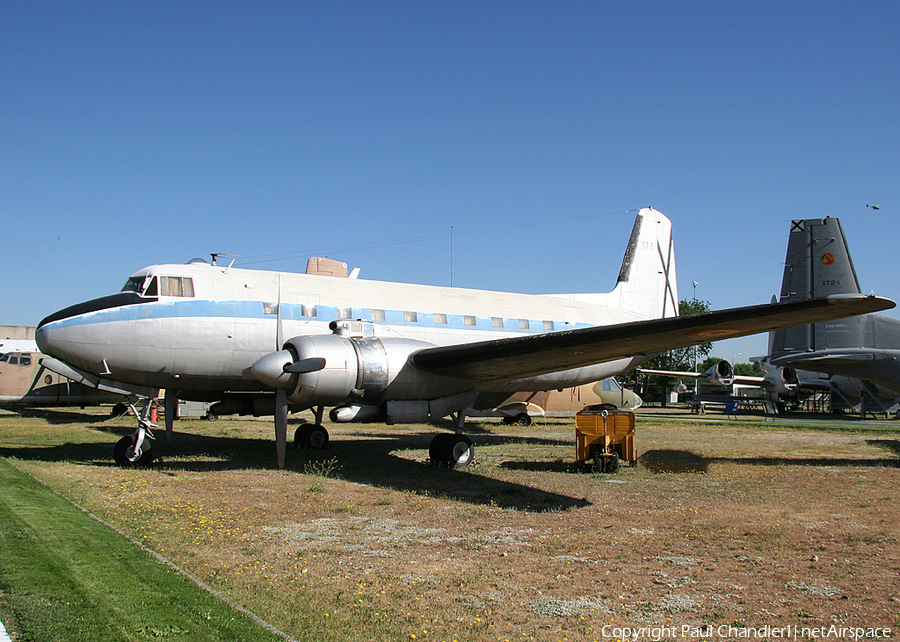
[36,261,647,402]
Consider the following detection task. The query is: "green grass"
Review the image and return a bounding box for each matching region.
[0,458,289,642]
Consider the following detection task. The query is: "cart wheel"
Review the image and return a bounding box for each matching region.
[592,451,604,473]
[607,451,620,474]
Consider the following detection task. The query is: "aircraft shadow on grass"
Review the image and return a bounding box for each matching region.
[0,423,590,513]
[640,443,900,474]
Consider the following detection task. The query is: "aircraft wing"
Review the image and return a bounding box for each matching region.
[637,368,706,378]
[410,294,894,382]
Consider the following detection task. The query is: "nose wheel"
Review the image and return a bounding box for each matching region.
[113,398,158,467]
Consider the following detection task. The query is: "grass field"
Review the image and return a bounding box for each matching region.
[0,407,898,641]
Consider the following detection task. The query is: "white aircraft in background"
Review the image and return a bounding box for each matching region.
[0,339,38,355]
[35,208,893,468]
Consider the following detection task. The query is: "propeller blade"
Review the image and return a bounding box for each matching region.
[275,388,288,468]
[283,357,326,374]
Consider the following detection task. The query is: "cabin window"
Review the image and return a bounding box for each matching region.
[337,307,352,319]
[434,313,448,325]
[19,356,31,366]
[464,315,476,327]
[543,320,555,331]
[404,311,418,323]
[492,317,504,329]
[159,276,194,297]
[0,355,7,363]
[301,304,317,317]
[371,309,385,322]
[263,302,278,315]
[518,319,531,330]
[7,356,17,365]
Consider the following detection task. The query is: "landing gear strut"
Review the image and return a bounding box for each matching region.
[113,398,158,467]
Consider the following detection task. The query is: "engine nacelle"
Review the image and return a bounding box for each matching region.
[762,367,799,395]
[282,334,434,408]
[703,360,734,387]
[330,403,381,423]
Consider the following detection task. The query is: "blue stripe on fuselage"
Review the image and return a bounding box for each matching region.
[38,299,588,334]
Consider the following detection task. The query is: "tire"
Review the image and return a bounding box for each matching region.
[306,425,329,449]
[294,424,313,449]
[443,434,474,468]
[294,424,329,449]
[607,450,620,474]
[429,433,452,463]
[113,435,154,467]
[514,413,531,427]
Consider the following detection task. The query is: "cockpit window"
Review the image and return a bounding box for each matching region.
[122,276,145,293]
[120,275,194,297]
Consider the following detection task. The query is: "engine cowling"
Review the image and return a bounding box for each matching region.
[252,334,438,408]
[762,367,799,395]
[703,360,734,387]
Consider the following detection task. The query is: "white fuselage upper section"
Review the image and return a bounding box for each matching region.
[36,261,651,394]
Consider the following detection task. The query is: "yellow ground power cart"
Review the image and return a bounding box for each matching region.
[574,407,637,473]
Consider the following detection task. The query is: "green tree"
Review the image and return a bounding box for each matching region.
[734,361,764,376]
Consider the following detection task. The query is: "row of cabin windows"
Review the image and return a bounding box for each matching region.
[123,276,195,298]
[292,304,555,331]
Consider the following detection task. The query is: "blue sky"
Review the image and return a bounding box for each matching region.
[2,1,897,362]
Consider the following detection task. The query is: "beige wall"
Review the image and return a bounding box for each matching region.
[0,326,36,340]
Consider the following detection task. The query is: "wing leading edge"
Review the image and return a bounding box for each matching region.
[410,294,894,382]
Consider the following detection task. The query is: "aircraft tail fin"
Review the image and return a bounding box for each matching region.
[772,217,862,354]
[609,207,679,319]
[563,208,679,319]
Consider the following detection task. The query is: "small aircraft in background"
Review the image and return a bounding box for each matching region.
[471,378,642,425]
[0,338,38,355]
[35,208,893,468]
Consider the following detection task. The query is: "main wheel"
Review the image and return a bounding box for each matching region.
[294,424,329,449]
[113,435,154,467]
[429,433,452,464]
[306,425,329,449]
[514,413,531,427]
[443,434,474,469]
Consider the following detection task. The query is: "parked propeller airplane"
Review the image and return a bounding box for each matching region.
[35,208,894,468]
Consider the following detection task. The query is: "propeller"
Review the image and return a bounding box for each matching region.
[251,275,327,467]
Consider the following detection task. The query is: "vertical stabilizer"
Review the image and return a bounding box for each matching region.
[771,217,862,355]
[610,208,679,319]
[558,208,678,320]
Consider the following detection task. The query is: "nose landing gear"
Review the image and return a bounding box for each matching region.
[113,398,158,467]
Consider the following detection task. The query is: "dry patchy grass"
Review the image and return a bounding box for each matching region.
[2,408,899,641]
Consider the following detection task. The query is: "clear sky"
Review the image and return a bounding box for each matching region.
[2,1,897,362]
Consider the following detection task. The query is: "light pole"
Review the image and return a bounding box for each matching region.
[692,281,699,374]
[732,352,742,368]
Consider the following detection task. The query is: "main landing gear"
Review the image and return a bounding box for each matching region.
[113,398,158,467]
[293,406,330,450]
[428,409,475,468]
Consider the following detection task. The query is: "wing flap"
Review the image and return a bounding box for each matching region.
[410,294,894,382]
